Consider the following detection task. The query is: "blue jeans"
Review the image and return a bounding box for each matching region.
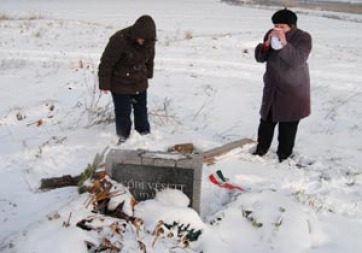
[111,91,150,138]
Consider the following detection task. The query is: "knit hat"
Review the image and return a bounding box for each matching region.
[272,9,297,26]
[132,15,156,41]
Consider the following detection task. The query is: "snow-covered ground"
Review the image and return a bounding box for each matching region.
[1,0,362,252]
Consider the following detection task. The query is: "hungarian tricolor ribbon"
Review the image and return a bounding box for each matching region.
[209,170,244,192]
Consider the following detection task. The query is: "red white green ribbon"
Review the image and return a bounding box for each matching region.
[209,170,244,192]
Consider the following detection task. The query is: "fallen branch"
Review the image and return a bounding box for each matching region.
[39,171,105,190]
[203,138,255,164]
[167,138,255,164]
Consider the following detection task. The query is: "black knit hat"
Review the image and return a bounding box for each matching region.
[272,9,297,26]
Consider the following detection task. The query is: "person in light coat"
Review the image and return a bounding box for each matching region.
[254,9,312,162]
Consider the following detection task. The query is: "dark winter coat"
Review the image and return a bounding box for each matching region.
[98,15,156,94]
[255,27,312,122]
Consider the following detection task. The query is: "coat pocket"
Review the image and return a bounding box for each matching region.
[114,65,147,84]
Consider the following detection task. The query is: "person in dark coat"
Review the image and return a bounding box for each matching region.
[253,9,312,162]
[98,15,156,143]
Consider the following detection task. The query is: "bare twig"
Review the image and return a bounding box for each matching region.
[63,212,72,227]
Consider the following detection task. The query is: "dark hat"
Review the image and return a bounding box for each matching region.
[132,15,156,41]
[272,9,297,26]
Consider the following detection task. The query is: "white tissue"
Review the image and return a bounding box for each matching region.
[271,36,283,50]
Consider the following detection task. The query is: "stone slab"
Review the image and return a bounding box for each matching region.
[106,149,203,212]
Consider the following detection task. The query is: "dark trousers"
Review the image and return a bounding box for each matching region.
[111,91,150,138]
[255,111,299,160]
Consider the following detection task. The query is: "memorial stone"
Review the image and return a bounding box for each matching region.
[105,149,203,212]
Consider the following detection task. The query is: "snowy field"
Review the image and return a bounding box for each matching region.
[0,0,362,252]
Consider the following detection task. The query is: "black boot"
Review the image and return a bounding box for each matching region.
[252,148,267,157]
